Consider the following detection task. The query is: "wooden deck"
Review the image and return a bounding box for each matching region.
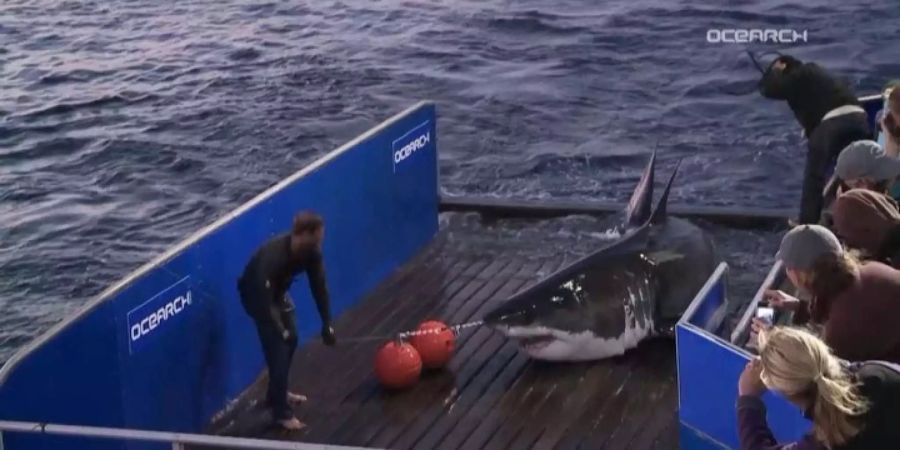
[202,230,679,450]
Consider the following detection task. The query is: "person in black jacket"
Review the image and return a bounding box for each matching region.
[737,327,900,450]
[237,211,336,430]
[759,54,872,224]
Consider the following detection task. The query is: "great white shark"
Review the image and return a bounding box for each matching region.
[483,152,718,361]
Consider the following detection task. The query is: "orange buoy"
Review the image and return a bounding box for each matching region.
[410,320,456,369]
[374,341,422,390]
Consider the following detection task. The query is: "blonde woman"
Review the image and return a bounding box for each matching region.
[737,327,900,450]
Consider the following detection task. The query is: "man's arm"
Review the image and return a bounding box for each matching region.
[306,252,332,326]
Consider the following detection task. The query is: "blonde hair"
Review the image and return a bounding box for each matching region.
[758,327,870,448]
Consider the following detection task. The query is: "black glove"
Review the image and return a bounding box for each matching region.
[321,324,336,346]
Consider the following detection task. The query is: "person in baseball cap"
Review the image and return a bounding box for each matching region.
[775,224,844,272]
[757,223,900,364]
[833,140,900,195]
[757,224,844,326]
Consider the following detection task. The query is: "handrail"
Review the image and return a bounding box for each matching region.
[0,420,379,450]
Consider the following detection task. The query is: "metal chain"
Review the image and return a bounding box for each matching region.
[340,320,484,343]
[399,320,484,339]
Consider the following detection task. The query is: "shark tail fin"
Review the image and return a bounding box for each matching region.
[625,150,656,227]
[649,158,682,225]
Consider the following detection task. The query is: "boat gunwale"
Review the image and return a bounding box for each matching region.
[0,100,435,384]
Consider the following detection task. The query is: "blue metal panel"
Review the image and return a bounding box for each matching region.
[0,103,439,450]
[678,315,811,448]
[0,301,127,450]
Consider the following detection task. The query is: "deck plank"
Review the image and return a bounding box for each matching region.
[202,231,681,450]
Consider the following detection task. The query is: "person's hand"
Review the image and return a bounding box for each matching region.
[739,358,767,397]
[764,289,801,312]
[281,328,293,342]
[321,324,336,346]
[751,317,774,335]
[772,60,787,72]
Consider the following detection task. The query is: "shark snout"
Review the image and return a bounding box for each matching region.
[483,304,536,330]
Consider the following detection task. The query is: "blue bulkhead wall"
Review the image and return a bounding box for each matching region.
[0,102,440,450]
[676,263,809,450]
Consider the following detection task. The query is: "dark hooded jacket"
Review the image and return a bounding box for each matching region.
[759,55,861,137]
[759,55,871,224]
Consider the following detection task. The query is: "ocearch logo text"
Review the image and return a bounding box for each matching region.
[126,276,194,354]
[130,291,192,342]
[392,120,431,171]
[706,29,808,44]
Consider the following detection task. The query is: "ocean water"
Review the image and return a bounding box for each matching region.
[1,0,898,364]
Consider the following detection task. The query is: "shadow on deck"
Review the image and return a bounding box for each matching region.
[199,228,679,450]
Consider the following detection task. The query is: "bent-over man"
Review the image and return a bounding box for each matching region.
[237,211,336,430]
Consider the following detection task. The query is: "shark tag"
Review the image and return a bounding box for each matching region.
[645,250,685,264]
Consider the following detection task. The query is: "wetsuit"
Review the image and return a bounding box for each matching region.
[237,233,332,420]
[759,55,872,224]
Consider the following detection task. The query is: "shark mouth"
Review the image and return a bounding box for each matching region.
[515,335,556,351]
[497,326,560,352]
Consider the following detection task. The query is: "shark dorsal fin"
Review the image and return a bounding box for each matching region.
[649,158,682,225]
[625,151,656,227]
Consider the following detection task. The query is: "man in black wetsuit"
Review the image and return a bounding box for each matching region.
[237,211,336,430]
[759,54,872,224]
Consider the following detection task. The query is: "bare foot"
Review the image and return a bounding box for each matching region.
[277,416,306,431]
[287,392,308,404]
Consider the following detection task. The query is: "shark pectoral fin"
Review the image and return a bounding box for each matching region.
[645,250,685,264]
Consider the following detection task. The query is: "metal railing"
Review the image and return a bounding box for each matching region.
[0,420,379,450]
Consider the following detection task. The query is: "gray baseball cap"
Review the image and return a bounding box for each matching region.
[835,140,900,181]
[775,224,843,270]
